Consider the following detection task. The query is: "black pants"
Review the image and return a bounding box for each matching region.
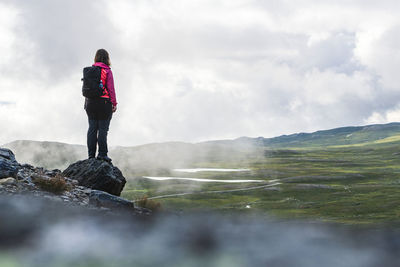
[85,98,113,157]
[87,119,111,157]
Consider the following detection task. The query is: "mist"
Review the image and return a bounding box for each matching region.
[3,139,265,174]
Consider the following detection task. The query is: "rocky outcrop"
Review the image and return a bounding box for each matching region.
[0,148,19,179]
[62,158,126,196]
[0,148,148,215]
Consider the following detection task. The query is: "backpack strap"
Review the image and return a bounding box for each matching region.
[100,68,110,98]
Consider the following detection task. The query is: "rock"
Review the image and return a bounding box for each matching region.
[82,188,92,194]
[31,173,50,180]
[22,177,34,185]
[0,178,16,185]
[65,178,79,185]
[62,158,126,196]
[89,190,134,210]
[45,169,61,177]
[20,163,34,169]
[0,148,17,161]
[0,148,19,179]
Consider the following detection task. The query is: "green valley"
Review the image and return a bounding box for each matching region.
[121,123,400,225]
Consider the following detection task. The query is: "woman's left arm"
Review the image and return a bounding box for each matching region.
[106,69,118,108]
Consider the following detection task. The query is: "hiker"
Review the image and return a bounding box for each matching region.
[84,49,117,162]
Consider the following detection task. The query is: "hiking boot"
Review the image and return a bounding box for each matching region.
[97,155,112,163]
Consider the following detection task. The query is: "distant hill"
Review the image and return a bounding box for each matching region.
[227,122,400,148]
[3,140,86,170]
[3,122,400,171]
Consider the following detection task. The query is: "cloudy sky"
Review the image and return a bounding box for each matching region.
[1,0,400,146]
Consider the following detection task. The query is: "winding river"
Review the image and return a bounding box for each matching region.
[173,168,251,173]
[143,168,260,183]
[142,176,266,183]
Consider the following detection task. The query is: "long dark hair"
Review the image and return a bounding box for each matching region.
[94,49,111,66]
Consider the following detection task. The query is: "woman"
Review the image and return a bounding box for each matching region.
[85,49,117,162]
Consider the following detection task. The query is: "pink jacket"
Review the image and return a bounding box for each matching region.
[93,62,117,107]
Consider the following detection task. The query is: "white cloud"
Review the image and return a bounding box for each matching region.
[1,0,400,146]
[366,105,400,124]
[0,3,18,66]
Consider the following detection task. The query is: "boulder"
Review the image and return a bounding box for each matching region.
[62,158,126,196]
[89,190,134,209]
[0,148,19,179]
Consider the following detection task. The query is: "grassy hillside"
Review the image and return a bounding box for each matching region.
[123,137,400,225]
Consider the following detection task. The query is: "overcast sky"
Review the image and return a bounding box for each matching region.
[1,0,400,146]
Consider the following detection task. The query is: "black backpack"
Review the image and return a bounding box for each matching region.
[81,66,104,98]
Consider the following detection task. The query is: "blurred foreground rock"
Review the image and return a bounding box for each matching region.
[2,148,400,267]
[89,190,151,213]
[63,158,126,196]
[0,194,399,267]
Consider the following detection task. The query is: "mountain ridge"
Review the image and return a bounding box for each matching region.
[4,122,400,149]
[229,122,400,148]
[3,122,400,170]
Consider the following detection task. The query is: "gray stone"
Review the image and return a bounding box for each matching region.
[23,178,34,185]
[63,158,126,196]
[0,178,16,185]
[0,148,19,179]
[45,169,61,177]
[20,163,34,169]
[70,179,79,185]
[0,159,19,179]
[82,189,92,194]
[0,148,16,161]
[89,190,134,210]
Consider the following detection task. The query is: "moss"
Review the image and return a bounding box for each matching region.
[33,173,71,194]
